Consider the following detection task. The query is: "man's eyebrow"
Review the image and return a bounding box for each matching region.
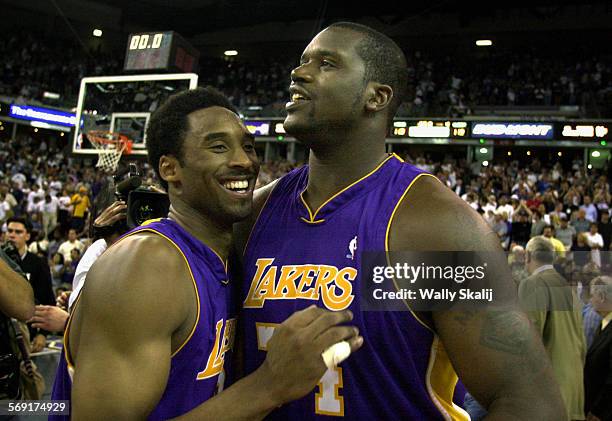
[301,49,341,62]
[203,132,229,142]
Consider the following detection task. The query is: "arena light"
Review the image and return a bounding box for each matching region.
[592,150,601,158]
[93,29,103,37]
[43,91,60,100]
[60,132,65,137]
[558,152,562,157]
[479,147,488,154]
[601,140,607,146]
[476,40,493,47]
[507,151,512,156]
[527,150,531,156]
[588,164,593,169]
[482,160,489,167]
[33,128,39,133]
[224,50,238,56]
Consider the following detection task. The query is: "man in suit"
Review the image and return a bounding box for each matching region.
[519,235,587,421]
[6,217,55,352]
[585,276,612,421]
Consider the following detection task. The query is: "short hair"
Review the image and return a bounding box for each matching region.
[526,236,554,264]
[6,217,32,234]
[327,22,408,127]
[543,225,554,232]
[591,275,612,302]
[146,86,237,190]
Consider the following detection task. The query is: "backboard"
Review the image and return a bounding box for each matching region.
[72,73,198,156]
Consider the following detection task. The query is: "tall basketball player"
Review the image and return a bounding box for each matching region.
[51,87,362,420]
[235,23,566,419]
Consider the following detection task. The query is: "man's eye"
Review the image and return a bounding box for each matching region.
[321,60,333,67]
[211,144,227,152]
[244,143,255,152]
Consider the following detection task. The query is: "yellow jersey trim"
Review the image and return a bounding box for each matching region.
[136,229,201,358]
[63,291,85,370]
[384,172,440,333]
[426,337,470,421]
[300,154,395,223]
[300,216,325,224]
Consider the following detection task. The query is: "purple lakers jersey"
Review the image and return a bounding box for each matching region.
[51,218,236,420]
[242,154,469,420]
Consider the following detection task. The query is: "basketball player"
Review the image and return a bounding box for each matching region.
[235,23,566,419]
[51,87,362,420]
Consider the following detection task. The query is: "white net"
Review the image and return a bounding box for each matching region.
[87,132,129,173]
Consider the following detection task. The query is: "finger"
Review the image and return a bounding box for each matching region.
[31,323,47,330]
[29,316,45,323]
[283,305,325,327]
[314,326,360,351]
[305,310,354,338]
[346,335,364,353]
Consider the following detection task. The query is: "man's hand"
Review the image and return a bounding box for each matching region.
[94,200,127,227]
[29,305,69,332]
[258,306,363,406]
[31,333,46,353]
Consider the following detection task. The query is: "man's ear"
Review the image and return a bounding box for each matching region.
[159,155,182,189]
[365,83,393,113]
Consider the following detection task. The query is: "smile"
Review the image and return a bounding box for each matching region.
[218,178,254,196]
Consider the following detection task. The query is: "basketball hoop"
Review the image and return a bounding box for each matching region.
[87,130,133,173]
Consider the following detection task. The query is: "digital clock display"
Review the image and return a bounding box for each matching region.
[124,32,173,71]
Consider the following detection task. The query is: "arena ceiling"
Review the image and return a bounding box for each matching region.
[89,0,611,37]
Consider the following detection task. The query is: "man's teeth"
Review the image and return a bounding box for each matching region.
[291,93,307,102]
[224,180,249,191]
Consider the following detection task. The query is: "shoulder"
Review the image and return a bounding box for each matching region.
[389,175,497,251]
[82,232,192,324]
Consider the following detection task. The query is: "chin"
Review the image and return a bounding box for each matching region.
[225,203,253,223]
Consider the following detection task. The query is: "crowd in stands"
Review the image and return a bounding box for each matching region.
[1,33,611,118]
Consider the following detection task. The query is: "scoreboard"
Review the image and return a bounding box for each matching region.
[124,31,200,73]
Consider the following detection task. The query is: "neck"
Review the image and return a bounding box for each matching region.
[167,197,232,261]
[17,245,26,256]
[303,133,387,211]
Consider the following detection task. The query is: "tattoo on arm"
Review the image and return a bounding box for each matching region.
[479,311,530,355]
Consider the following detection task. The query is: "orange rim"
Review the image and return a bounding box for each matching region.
[86,131,133,155]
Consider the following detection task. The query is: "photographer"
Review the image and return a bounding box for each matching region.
[6,217,54,353]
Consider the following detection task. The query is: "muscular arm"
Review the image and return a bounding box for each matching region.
[389,177,565,420]
[0,250,34,320]
[70,234,192,419]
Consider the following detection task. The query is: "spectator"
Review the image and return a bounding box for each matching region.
[585,223,604,268]
[542,225,566,259]
[583,276,612,421]
[69,186,90,233]
[581,195,598,223]
[49,252,65,290]
[572,209,592,234]
[41,194,59,236]
[5,217,54,353]
[555,214,576,251]
[597,209,612,251]
[519,236,586,421]
[511,209,532,247]
[572,233,592,269]
[57,228,85,263]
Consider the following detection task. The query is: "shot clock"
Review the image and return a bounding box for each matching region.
[123,31,200,73]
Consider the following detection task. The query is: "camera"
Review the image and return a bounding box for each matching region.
[116,164,170,230]
[92,164,170,239]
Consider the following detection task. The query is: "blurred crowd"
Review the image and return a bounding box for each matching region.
[1,34,611,118]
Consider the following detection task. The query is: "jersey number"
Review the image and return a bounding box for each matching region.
[256,322,345,416]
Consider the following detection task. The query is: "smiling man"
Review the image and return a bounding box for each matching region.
[235,23,566,419]
[51,87,362,420]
